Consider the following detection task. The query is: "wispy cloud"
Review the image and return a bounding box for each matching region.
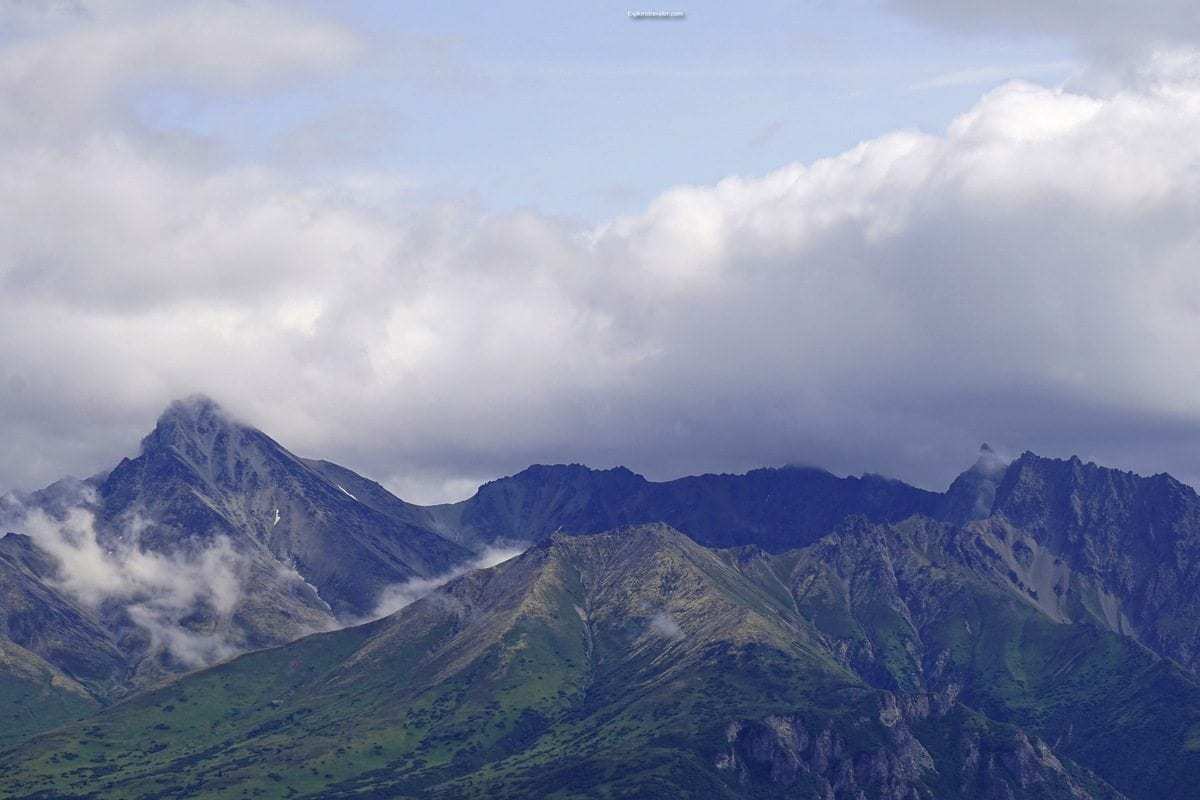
[908,61,1076,91]
[8,491,251,668]
[891,0,1200,58]
[368,544,528,621]
[747,118,787,149]
[648,611,684,640]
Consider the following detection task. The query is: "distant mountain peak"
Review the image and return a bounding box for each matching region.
[936,443,1012,524]
[155,394,232,429]
[141,395,250,459]
[123,396,298,515]
[973,442,1007,474]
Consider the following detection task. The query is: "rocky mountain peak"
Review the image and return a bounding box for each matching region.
[973,442,1004,469]
[936,443,1011,524]
[132,395,292,495]
[144,395,238,451]
[987,450,1200,566]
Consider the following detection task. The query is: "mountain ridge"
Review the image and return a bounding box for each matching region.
[9,398,1200,696]
[7,398,1200,798]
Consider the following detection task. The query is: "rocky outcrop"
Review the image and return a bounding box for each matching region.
[718,688,1122,800]
[719,712,932,799]
[937,443,1009,525]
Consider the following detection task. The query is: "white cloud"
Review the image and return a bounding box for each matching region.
[368,544,527,620]
[3,3,1200,504]
[0,1,359,142]
[908,61,1075,91]
[648,611,684,640]
[13,498,250,667]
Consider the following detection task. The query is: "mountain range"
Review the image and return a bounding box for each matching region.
[4,398,1200,798]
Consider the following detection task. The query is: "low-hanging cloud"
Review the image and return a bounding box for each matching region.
[3,3,1200,505]
[10,492,250,668]
[648,611,685,641]
[368,544,527,621]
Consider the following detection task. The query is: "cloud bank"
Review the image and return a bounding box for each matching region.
[2,3,1200,502]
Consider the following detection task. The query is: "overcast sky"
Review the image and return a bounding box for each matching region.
[2,1,1199,503]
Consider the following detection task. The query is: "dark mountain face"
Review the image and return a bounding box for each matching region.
[438,462,941,552]
[0,533,118,749]
[780,514,1200,799]
[990,451,1200,564]
[99,396,472,615]
[0,533,125,689]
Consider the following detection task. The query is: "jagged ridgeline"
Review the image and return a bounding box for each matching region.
[3,399,1200,798]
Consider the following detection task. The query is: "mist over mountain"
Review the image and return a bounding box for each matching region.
[0,397,477,696]
[0,396,969,699]
[4,399,1200,797]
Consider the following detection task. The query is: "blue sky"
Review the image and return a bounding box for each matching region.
[134,1,1075,221]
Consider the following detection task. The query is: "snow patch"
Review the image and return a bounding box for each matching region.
[337,484,358,501]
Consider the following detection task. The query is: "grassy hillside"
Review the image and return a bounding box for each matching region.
[0,639,98,751]
[1,525,1137,799]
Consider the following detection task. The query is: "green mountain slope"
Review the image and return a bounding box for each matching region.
[1,525,1127,800]
[0,638,98,751]
[778,515,1200,800]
